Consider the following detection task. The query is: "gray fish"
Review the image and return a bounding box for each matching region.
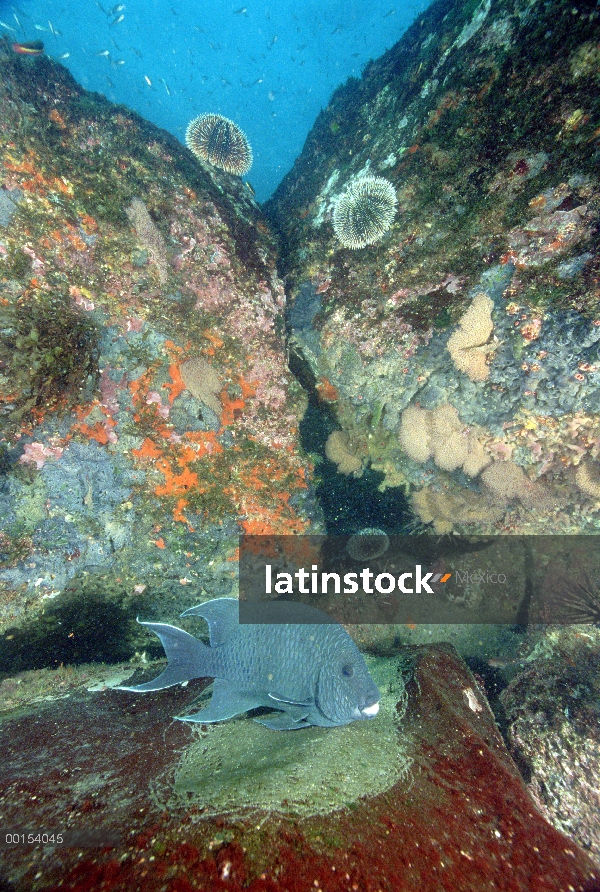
[119,598,380,730]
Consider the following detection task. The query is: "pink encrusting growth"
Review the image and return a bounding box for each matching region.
[19,442,63,469]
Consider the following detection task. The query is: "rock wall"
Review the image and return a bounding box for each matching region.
[266,0,600,536]
[0,39,314,651]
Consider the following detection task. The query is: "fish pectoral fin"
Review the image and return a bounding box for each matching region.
[178,679,266,724]
[255,702,311,730]
[255,712,312,731]
[267,691,313,707]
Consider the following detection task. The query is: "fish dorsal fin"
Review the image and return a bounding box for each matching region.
[180,597,239,647]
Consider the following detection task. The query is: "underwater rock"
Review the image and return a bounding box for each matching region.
[501,625,600,865]
[265,0,600,535]
[0,39,313,645]
[0,643,597,891]
[0,186,21,228]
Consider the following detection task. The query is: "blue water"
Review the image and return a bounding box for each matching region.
[1,0,428,201]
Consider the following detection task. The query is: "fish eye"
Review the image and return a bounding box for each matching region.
[341,664,354,678]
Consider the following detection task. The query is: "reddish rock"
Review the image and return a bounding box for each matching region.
[0,645,596,892]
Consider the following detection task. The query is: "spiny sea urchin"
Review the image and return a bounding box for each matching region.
[185,113,253,176]
[332,175,397,249]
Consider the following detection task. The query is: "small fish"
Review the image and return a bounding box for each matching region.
[244,181,255,196]
[110,3,125,12]
[0,20,17,32]
[48,21,61,36]
[487,657,526,669]
[57,51,70,59]
[144,74,151,86]
[110,13,125,25]
[34,23,49,31]
[269,35,278,46]
[11,39,44,55]
[119,598,380,730]
[160,77,170,95]
[384,8,396,16]
[233,6,248,14]
[96,49,110,56]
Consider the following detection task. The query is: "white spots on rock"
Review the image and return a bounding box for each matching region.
[455,0,492,49]
[312,169,341,228]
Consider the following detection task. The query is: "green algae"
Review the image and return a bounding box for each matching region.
[0,288,99,431]
[167,653,411,819]
[0,528,33,569]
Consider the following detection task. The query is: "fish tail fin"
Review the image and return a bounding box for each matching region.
[118,620,211,692]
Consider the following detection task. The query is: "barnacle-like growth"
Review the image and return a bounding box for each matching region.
[481,460,552,508]
[185,114,253,176]
[575,460,600,499]
[325,430,363,476]
[126,198,169,284]
[411,487,503,535]
[399,403,490,476]
[180,356,222,414]
[447,291,495,382]
[332,175,397,249]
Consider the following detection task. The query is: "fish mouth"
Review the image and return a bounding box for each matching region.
[360,701,380,719]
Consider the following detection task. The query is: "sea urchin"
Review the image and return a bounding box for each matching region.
[332,175,397,249]
[185,113,253,176]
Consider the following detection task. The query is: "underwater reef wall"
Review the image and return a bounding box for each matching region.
[0,16,599,892]
[266,0,600,536]
[0,38,314,649]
